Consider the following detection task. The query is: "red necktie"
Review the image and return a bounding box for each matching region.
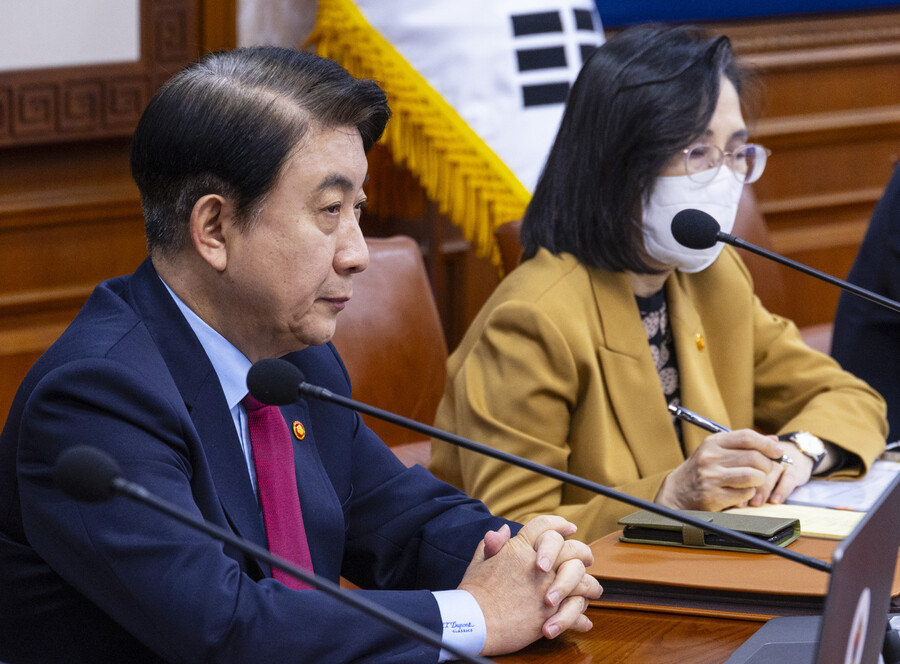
[242,394,314,590]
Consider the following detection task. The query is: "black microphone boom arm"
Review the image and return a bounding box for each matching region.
[297,380,831,573]
[670,207,900,316]
[55,446,491,664]
[722,232,900,315]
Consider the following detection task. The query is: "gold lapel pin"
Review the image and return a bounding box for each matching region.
[694,332,706,351]
[292,421,306,440]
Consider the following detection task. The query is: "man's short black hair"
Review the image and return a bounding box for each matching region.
[131,47,390,257]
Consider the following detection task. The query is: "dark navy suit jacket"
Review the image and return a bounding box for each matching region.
[832,164,900,441]
[0,259,512,663]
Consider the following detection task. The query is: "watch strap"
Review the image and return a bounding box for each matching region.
[779,431,827,473]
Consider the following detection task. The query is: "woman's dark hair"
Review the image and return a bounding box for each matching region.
[131,46,390,256]
[520,24,751,272]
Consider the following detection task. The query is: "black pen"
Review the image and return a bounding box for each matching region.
[667,404,794,465]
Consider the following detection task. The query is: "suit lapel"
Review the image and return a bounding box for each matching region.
[126,260,268,550]
[278,398,344,580]
[589,268,685,475]
[189,375,268,550]
[667,273,732,456]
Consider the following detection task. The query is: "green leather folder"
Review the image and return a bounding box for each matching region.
[618,510,801,553]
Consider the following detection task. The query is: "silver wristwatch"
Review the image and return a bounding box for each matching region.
[779,431,827,473]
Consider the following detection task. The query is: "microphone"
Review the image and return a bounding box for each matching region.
[53,445,491,664]
[671,209,900,315]
[673,208,900,661]
[247,358,831,573]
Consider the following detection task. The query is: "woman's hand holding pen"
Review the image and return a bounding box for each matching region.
[758,440,816,506]
[655,429,793,512]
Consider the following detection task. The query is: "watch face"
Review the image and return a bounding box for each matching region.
[794,432,825,457]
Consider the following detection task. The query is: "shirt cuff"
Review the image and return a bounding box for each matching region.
[433,589,486,662]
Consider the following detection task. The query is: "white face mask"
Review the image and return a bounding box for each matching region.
[641,167,744,273]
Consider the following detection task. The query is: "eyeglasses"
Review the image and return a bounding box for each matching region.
[681,143,771,184]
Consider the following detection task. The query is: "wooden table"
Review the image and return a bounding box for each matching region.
[494,533,891,662]
[496,606,763,663]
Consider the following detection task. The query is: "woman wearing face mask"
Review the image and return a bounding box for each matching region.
[429,24,887,542]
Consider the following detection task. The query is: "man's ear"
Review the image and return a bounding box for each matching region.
[189,194,235,272]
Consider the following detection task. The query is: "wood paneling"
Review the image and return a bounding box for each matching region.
[2,7,898,429]
[201,0,237,53]
[707,9,900,326]
[0,171,148,428]
[0,0,220,429]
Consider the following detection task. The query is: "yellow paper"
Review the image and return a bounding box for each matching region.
[727,503,864,540]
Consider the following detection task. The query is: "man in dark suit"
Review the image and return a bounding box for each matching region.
[832,163,900,441]
[0,47,600,663]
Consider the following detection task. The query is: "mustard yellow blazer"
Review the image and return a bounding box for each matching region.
[430,247,887,541]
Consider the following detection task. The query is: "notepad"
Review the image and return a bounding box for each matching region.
[727,504,864,539]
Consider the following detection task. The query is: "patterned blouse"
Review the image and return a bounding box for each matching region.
[636,289,683,448]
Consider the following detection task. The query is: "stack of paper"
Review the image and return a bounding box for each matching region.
[727,504,863,539]
[786,460,900,511]
[727,460,900,539]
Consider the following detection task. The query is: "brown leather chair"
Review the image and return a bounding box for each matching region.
[330,235,447,468]
[493,188,832,351]
[494,218,524,276]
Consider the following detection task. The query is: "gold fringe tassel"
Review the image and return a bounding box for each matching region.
[308,0,532,265]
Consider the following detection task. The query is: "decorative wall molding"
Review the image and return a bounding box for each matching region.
[713,10,900,59]
[755,105,900,143]
[0,0,197,148]
[0,285,94,320]
[0,322,73,358]
[760,187,889,217]
[771,219,870,255]
[749,43,900,71]
[0,184,147,315]
[0,181,141,231]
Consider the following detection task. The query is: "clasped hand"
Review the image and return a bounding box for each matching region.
[657,429,815,511]
[458,515,602,656]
